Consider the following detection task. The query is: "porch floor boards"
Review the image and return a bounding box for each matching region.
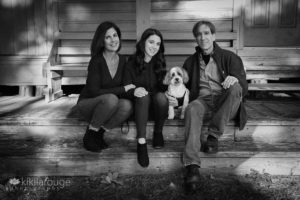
[0,95,299,176]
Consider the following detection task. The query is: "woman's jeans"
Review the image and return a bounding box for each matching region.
[76,94,133,130]
[183,83,243,166]
[134,92,169,138]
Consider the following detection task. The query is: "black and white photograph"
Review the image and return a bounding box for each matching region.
[0,0,299,199]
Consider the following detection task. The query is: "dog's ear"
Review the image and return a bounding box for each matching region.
[163,70,171,85]
[182,68,189,83]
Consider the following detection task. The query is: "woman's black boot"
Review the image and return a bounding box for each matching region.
[152,131,164,149]
[97,128,109,149]
[137,142,149,167]
[83,127,102,152]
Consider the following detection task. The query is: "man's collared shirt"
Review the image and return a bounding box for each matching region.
[198,53,224,97]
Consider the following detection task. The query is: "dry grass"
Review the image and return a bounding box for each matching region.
[1,170,299,200]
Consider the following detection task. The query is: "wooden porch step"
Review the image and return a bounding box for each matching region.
[0,135,299,176]
[248,83,300,91]
[0,96,299,176]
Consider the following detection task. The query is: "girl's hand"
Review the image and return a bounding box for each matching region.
[166,95,178,107]
[124,84,136,92]
[134,87,148,97]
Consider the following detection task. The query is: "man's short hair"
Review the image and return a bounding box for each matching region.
[192,21,216,37]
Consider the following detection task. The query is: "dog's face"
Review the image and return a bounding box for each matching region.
[163,66,189,86]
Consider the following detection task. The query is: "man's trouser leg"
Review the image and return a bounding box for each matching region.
[183,98,209,166]
[208,83,243,138]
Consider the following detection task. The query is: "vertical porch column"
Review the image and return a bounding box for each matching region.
[233,0,245,50]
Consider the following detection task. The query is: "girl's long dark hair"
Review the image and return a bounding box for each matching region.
[90,21,121,57]
[133,28,166,78]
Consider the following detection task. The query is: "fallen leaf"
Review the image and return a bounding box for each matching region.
[105,176,111,184]
[108,172,113,179]
[169,182,176,190]
[112,172,119,180]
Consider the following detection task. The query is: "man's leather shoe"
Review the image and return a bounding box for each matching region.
[184,164,200,194]
[203,135,218,153]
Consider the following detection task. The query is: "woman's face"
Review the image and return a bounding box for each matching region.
[104,27,120,52]
[144,34,161,61]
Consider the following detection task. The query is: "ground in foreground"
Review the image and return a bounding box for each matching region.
[1,170,299,200]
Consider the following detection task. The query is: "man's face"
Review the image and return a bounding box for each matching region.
[195,24,215,54]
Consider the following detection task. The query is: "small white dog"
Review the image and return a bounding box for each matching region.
[163,66,189,119]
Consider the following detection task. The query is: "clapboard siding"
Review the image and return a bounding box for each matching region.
[152,20,233,32]
[0,56,47,85]
[150,0,235,67]
[60,21,136,32]
[58,12,135,22]
[58,2,135,12]
[0,0,48,55]
[57,0,136,31]
[56,0,137,67]
[151,0,234,31]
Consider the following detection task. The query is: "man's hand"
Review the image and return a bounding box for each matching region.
[221,76,238,89]
[166,94,178,107]
[134,87,148,97]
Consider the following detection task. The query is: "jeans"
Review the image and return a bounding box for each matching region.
[76,94,133,130]
[183,83,242,166]
[134,92,169,138]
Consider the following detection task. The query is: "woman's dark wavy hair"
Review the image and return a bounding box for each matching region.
[134,28,166,77]
[90,21,121,57]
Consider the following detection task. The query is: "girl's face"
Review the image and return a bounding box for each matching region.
[104,27,120,52]
[144,34,161,61]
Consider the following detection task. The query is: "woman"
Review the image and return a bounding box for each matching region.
[76,21,135,152]
[124,28,169,167]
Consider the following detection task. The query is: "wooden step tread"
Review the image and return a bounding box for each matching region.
[0,97,300,125]
[0,137,299,156]
[248,83,300,91]
[1,139,299,176]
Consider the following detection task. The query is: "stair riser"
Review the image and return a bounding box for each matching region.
[1,124,299,145]
[235,125,300,144]
[1,155,299,176]
[0,125,235,142]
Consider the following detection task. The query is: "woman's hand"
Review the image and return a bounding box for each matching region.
[166,95,178,107]
[124,84,136,92]
[134,87,148,97]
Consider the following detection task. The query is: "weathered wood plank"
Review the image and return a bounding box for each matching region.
[57,32,136,40]
[1,97,300,125]
[246,71,300,80]
[151,11,233,21]
[58,2,136,12]
[237,47,300,57]
[58,47,236,56]
[58,47,135,55]
[59,12,136,22]
[151,20,233,32]
[0,148,299,176]
[245,65,300,71]
[57,31,237,41]
[151,0,233,11]
[248,83,300,91]
[235,125,300,143]
[60,21,136,32]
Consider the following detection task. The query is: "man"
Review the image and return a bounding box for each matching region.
[182,21,248,191]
